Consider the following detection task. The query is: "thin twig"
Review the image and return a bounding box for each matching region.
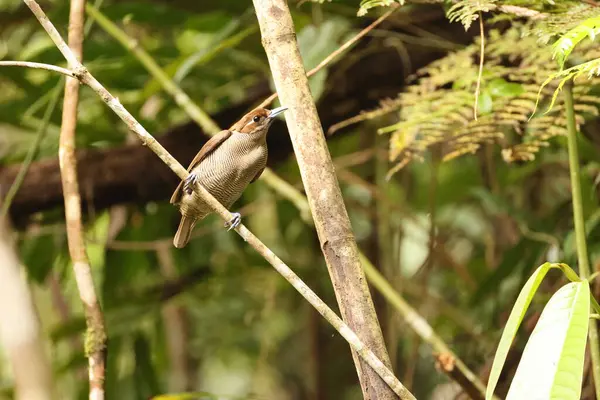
[58,0,107,398]
[255,3,399,109]
[0,61,75,77]
[473,12,484,121]
[21,0,406,394]
[0,81,62,220]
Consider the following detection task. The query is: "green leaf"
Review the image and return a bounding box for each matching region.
[535,57,600,115]
[485,262,582,400]
[477,90,493,114]
[487,78,525,97]
[506,281,590,400]
[553,15,600,69]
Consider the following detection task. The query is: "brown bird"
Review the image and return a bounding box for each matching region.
[170,106,288,248]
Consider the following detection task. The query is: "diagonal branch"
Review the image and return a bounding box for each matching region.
[20,0,407,395]
[57,0,107,398]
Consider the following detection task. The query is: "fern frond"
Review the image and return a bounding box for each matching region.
[447,0,497,31]
[528,4,599,44]
[341,24,600,177]
[553,15,600,69]
[537,58,600,112]
[357,0,403,17]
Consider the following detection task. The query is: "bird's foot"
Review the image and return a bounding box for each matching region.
[224,212,241,231]
[183,173,198,195]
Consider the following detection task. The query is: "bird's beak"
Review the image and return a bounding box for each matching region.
[269,106,288,119]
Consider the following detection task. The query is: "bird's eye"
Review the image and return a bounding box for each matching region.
[253,116,261,123]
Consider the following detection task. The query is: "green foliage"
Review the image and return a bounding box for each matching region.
[529,3,600,45]
[346,25,600,178]
[553,15,600,69]
[5,0,600,398]
[357,0,402,17]
[485,262,586,400]
[506,281,589,399]
[447,0,496,31]
[536,12,600,113]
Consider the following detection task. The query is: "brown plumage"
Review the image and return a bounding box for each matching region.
[170,106,287,248]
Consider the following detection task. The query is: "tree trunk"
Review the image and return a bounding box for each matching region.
[251,1,400,398]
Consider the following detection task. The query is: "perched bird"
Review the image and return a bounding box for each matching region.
[170,106,288,248]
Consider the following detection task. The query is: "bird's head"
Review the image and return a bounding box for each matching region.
[232,106,288,136]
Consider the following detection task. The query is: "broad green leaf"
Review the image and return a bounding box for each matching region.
[485,262,581,400]
[506,281,590,400]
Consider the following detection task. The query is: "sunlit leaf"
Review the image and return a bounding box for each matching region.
[486,262,583,400]
[506,281,589,400]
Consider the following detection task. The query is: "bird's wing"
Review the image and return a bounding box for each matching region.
[250,166,265,183]
[186,129,233,172]
[170,129,233,204]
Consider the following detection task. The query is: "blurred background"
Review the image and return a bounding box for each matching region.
[1,0,600,399]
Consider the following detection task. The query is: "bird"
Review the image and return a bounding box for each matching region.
[170,106,288,248]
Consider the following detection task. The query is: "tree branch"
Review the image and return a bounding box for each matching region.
[58,0,107,398]
[0,61,75,77]
[20,0,407,394]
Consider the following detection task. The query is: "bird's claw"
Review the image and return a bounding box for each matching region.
[183,173,198,195]
[224,212,241,231]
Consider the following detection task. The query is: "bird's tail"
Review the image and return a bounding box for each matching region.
[173,216,196,248]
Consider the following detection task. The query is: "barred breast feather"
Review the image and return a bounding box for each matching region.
[174,131,268,220]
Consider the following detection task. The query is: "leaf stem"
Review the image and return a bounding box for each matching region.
[564,80,600,398]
